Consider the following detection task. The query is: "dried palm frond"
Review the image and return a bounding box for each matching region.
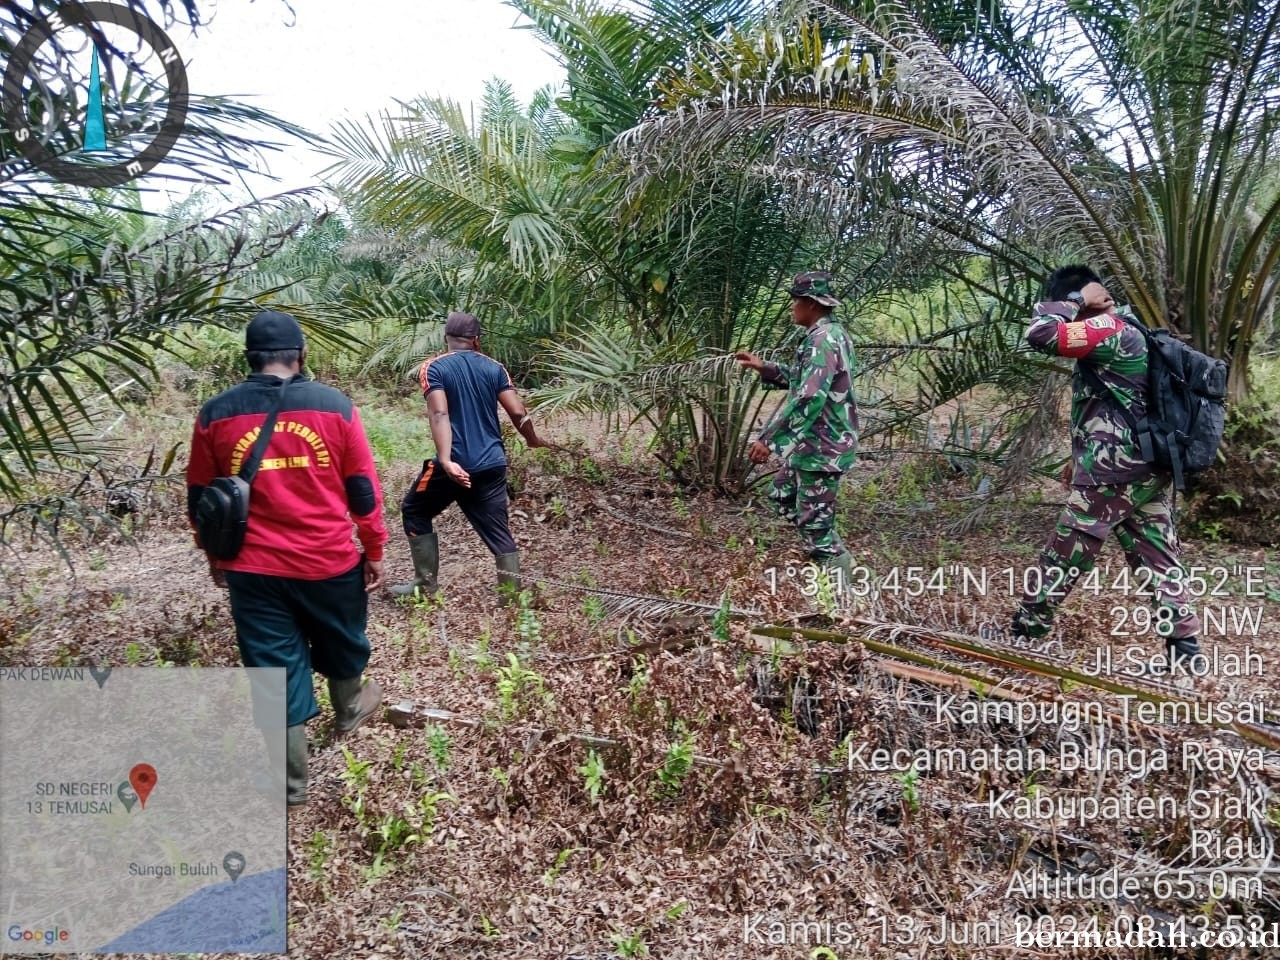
[750,620,1280,749]
[522,571,764,620]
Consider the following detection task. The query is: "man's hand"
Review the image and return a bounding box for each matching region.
[441,459,471,488]
[748,440,771,464]
[735,351,764,372]
[363,558,385,593]
[528,436,552,449]
[207,556,227,590]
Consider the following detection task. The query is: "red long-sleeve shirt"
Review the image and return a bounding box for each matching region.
[186,373,387,579]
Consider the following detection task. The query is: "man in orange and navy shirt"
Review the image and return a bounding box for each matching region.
[390,311,548,599]
[187,310,387,805]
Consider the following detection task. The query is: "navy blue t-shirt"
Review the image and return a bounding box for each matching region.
[419,349,515,471]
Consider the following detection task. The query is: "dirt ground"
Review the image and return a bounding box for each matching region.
[2,403,1279,960]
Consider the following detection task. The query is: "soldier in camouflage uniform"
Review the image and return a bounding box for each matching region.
[736,271,859,576]
[1011,265,1202,669]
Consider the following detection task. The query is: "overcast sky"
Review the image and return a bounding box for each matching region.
[152,0,564,207]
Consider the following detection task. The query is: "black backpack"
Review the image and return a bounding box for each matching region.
[193,379,289,560]
[1080,318,1228,490]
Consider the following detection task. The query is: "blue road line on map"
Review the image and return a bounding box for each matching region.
[95,867,285,953]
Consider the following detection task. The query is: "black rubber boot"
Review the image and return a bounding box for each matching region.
[496,552,520,605]
[1166,636,1207,675]
[261,725,309,805]
[1009,606,1038,643]
[388,533,439,598]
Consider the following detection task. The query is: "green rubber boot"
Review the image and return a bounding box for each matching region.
[329,676,384,736]
[388,533,439,598]
[286,724,308,806]
[823,550,854,594]
[496,552,520,605]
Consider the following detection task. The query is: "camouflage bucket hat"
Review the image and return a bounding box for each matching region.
[788,270,842,307]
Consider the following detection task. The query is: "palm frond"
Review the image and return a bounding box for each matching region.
[527,571,764,619]
[614,0,1280,398]
[1,190,334,497]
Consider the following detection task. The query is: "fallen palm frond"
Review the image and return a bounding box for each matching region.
[592,497,734,550]
[383,628,1280,785]
[508,568,1280,751]
[740,629,1265,771]
[750,621,1280,751]
[518,570,764,620]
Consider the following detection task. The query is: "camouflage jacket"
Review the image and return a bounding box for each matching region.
[1026,302,1154,486]
[757,317,859,473]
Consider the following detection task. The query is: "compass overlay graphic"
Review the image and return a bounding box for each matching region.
[2,2,189,187]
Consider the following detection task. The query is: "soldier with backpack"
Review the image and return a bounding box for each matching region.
[1009,265,1222,673]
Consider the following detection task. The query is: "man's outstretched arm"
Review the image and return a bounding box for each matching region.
[498,390,549,448]
[735,351,791,389]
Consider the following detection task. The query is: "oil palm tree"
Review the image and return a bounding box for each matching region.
[619,0,1280,401]
[324,0,903,489]
[1,0,342,513]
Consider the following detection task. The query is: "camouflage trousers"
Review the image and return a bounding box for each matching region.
[1015,475,1200,641]
[769,465,846,562]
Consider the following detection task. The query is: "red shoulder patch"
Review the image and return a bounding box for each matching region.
[1057,316,1123,358]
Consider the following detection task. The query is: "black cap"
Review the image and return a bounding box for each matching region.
[445,311,481,338]
[245,310,305,351]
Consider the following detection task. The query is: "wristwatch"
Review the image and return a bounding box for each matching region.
[1066,291,1085,305]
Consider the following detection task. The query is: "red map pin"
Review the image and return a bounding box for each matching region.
[129,764,157,809]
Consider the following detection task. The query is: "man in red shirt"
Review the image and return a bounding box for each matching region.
[187,311,388,805]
